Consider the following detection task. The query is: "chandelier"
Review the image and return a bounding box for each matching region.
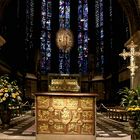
[56,28,74,52]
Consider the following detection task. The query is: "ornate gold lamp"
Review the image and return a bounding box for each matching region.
[56,28,73,52]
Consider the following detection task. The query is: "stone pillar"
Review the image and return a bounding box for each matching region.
[138,0,140,9]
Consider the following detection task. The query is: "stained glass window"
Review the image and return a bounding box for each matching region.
[77,0,88,74]
[23,0,130,77]
[25,0,34,70]
[95,0,104,74]
[59,0,71,74]
[40,0,52,74]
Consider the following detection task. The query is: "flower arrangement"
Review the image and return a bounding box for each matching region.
[0,74,22,109]
[118,86,140,139]
[127,107,140,111]
[118,87,140,119]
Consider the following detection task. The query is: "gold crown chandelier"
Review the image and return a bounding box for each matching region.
[56,28,74,52]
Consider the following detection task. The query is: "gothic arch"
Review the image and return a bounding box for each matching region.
[118,0,140,34]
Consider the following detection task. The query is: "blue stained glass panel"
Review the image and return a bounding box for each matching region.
[78,0,88,73]
[59,0,71,74]
[95,0,104,74]
[47,1,52,17]
[40,0,52,74]
[46,19,51,30]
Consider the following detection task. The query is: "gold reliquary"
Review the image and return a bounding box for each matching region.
[48,74,81,92]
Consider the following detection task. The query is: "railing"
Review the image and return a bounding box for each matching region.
[106,106,129,121]
[97,104,129,122]
[9,101,32,118]
[9,105,22,118]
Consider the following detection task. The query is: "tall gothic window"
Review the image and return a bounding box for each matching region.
[59,0,71,74]
[77,0,88,74]
[95,0,104,74]
[25,0,34,71]
[40,0,52,74]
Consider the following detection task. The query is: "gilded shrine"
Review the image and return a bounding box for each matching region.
[48,73,80,92]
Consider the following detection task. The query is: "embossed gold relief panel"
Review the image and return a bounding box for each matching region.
[38,122,50,133]
[36,96,95,135]
[82,111,93,121]
[52,97,66,109]
[81,123,93,134]
[37,96,50,108]
[53,123,66,133]
[66,98,79,109]
[38,110,50,121]
[80,98,94,109]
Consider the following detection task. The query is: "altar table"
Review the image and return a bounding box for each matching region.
[35,92,97,140]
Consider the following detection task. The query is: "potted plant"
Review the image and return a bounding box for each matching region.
[118,86,140,139]
[0,74,22,128]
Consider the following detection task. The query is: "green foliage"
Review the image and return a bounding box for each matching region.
[119,86,140,138]
[118,87,140,109]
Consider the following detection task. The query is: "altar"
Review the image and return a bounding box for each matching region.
[35,74,97,140]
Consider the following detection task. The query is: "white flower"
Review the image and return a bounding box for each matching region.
[17,96,22,101]
[4,93,9,97]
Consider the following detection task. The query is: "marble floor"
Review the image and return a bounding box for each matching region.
[0,112,132,140]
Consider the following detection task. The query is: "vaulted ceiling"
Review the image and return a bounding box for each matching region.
[0,0,11,20]
[118,0,140,34]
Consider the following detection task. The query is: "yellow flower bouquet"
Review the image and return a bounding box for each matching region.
[0,74,22,109]
[127,106,140,121]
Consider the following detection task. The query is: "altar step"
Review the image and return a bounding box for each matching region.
[96,113,131,140]
[0,111,131,140]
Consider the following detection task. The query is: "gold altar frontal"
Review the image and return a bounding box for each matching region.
[35,92,97,140]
